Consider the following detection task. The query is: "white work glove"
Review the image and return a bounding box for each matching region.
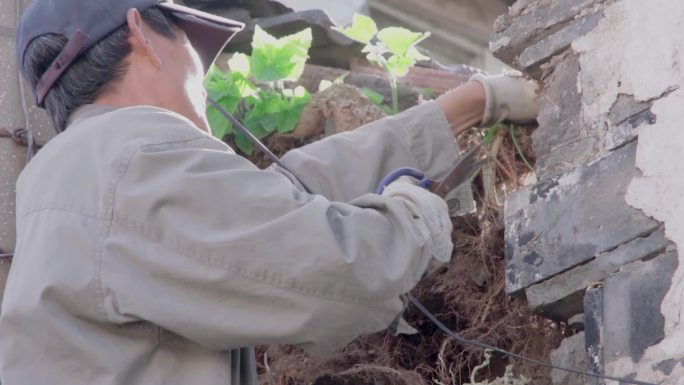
[471,73,540,127]
[382,177,453,263]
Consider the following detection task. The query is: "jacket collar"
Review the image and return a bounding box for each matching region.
[67,104,119,128]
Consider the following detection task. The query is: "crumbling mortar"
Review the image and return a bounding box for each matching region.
[596,225,664,255]
[606,135,638,152]
[519,223,667,298]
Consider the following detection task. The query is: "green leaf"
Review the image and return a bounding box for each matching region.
[234,130,254,155]
[244,110,270,138]
[228,53,251,77]
[377,27,430,56]
[362,44,387,65]
[360,87,385,105]
[380,104,394,115]
[422,87,436,98]
[385,55,414,78]
[276,109,300,133]
[264,94,287,114]
[204,66,229,99]
[259,114,279,133]
[205,80,229,100]
[250,26,313,82]
[332,13,378,44]
[230,72,258,98]
[206,105,231,138]
[291,86,310,104]
[407,46,430,62]
[484,123,502,145]
[206,96,240,139]
[360,87,393,114]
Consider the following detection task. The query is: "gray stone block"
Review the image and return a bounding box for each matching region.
[532,51,582,152]
[652,359,678,376]
[604,94,657,151]
[532,52,601,179]
[534,137,598,180]
[608,94,652,127]
[584,284,604,384]
[602,252,678,363]
[519,11,603,76]
[504,141,659,294]
[551,332,587,385]
[525,226,671,321]
[491,0,607,69]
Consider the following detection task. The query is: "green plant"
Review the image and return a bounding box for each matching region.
[359,87,393,115]
[483,123,535,174]
[205,26,313,155]
[333,14,430,114]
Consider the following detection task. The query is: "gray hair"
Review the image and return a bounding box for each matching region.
[22,7,176,133]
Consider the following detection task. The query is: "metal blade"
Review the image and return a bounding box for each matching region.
[430,145,483,198]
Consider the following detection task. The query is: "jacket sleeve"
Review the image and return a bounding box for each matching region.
[276,101,460,200]
[102,133,437,355]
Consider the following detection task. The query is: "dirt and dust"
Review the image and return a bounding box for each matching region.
[292,84,387,137]
[228,85,565,385]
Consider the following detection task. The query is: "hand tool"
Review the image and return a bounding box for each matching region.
[374,144,484,197]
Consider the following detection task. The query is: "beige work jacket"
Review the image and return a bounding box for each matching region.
[0,101,459,384]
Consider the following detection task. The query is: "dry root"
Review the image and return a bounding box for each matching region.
[238,90,562,384]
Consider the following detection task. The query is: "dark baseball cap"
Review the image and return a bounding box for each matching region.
[16,0,245,106]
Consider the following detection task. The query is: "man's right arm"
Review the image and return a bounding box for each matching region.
[101,132,446,355]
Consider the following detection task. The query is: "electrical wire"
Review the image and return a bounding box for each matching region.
[203,98,659,385]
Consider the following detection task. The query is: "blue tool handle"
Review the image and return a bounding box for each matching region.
[375,167,434,194]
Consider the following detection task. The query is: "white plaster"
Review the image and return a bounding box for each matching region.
[573,0,684,126]
[568,0,684,382]
[625,91,684,381]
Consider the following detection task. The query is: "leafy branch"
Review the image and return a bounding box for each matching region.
[333,14,430,114]
[205,26,313,155]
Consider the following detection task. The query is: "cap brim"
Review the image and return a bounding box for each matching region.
[158,2,245,73]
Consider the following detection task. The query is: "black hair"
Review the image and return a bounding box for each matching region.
[22,7,176,132]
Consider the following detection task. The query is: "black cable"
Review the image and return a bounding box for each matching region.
[207,97,313,194]
[208,97,656,385]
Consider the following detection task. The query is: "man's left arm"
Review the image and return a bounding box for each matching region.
[275,80,507,201]
[277,101,458,201]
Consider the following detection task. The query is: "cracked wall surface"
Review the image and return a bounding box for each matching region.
[494,0,684,383]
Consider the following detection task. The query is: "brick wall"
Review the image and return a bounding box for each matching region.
[495,0,684,383]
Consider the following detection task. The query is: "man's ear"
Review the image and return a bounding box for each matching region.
[126,8,162,68]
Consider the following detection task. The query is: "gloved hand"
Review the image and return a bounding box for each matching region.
[471,72,540,127]
[382,177,453,263]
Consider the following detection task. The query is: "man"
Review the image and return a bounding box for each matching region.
[0,1,538,384]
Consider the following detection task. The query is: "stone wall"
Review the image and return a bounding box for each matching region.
[494,0,684,383]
